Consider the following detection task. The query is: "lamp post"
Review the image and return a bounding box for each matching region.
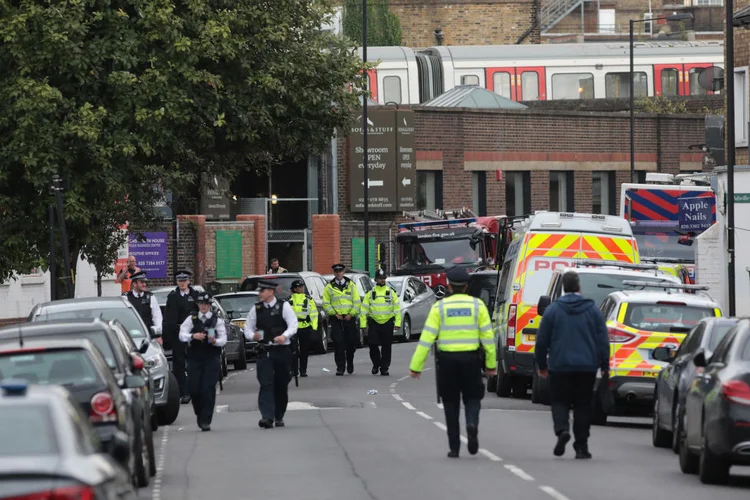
[363,0,370,275]
[629,13,693,183]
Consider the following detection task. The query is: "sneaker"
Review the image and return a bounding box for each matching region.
[336,370,344,376]
[574,442,592,459]
[467,424,479,455]
[554,431,571,457]
[380,370,389,376]
[372,366,379,375]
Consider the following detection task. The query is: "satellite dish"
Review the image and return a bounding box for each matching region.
[697,66,724,92]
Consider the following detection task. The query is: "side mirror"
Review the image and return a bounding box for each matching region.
[537,295,552,316]
[138,340,150,354]
[110,430,130,465]
[652,346,673,363]
[693,348,707,367]
[150,326,162,338]
[125,375,147,389]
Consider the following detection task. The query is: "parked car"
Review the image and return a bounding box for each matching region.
[0,380,136,499]
[466,270,499,311]
[652,317,739,452]
[240,272,331,353]
[384,275,437,342]
[677,318,750,484]
[26,297,181,426]
[0,337,140,483]
[213,291,260,359]
[0,318,157,486]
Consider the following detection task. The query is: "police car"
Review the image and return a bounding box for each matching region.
[594,281,722,424]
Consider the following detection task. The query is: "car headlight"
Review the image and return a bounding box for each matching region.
[146,354,165,370]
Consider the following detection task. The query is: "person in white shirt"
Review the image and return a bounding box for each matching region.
[178,293,227,431]
[243,279,298,429]
[123,271,163,343]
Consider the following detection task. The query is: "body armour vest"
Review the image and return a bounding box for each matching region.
[189,312,220,353]
[255,301,288,343]
[126,291,153,328]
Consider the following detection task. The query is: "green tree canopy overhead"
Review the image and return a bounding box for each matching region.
[0,0,366,289]
[343,0,402,47]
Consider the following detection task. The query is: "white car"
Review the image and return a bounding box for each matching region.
[384,276,437,342]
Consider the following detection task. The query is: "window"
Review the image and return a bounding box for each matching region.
[741,337,750,360]
[592,171,616,215]
[695,0,722,6]
[682,324,705,354]
[472,171,487,216]
[461,75,480,86]
[599,9,616,34]
[622,304,715,333]
[505,171,530,216]
[520,72,539,101]
[493,72,512,98]
[735,67,748,147]
[551,73,594,100]
[0,349,103,387]
[549,172,573,212]
[417,171,442,210]
[661,69,680,97]
[708,323,736,352]
[383,76,402,105]
[689,68,707,96]
[415,279,428,295]
[605,72,648,98]
[0,406,58,456]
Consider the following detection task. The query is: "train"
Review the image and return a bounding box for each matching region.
[359,41,724,105]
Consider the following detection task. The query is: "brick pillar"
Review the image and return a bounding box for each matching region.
[530,171,550,212]
[574,171,593,214]
[486,173,506,216]
[177,215,206,285]
[237,215,266,275]
[312,214,340,274]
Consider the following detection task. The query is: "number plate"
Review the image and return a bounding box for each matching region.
[526,334,536,343]
[641,371,659,378]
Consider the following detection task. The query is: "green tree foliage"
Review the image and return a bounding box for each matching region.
[343,0,402,47]
[0,0,365,291]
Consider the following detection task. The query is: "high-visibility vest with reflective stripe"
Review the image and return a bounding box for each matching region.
[291,293,319,330]
[409,293,496,372]
[323,279,361,317]
[360,285,401,328]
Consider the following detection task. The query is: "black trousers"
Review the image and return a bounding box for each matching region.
[257,346,292,421]
[186,350,221,426]
[297,327,313,374]
[171,339,188,397]
[368,318,394,371]
[331,317,357,372]
[438,351,484,452]
[549,371,597,444]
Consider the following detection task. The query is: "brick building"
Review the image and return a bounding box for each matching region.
[733,0,750,165]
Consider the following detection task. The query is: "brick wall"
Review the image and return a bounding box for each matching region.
[340,221,395,271]
[522,95,724,114]
[312,215,341,274]
[734,0,750,166]
[236,215,267,275]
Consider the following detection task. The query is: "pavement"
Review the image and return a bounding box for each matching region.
[140,343,750,500]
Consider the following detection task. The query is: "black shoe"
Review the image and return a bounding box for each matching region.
[300,373,308,377]
[336,370,344,376]
[274,419,285,428]
[554,431,571,457]
[467,424,479,455]
[447,450,459,458]
[372,366,379,375]
[380,369,389,376]
[200,424,211,432]
[574,442,592,459]
[258,419,274,429]
[180,395,191,404]
[347,364,354,374]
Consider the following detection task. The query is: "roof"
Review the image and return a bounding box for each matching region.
[0,319,112,339]
[526,211,635,236]
[560,267,681,281]
[611,290,720,307]
[33,297,127,312]
[421,85,528,109]
[214,291,259,298]
[0,337,98,351]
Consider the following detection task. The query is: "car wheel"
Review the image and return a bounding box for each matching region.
[314,324,329,354]
[145,414,156,477]
[402,316,412,342]
[234,343,248,370]
[699,428,730,484]
[134,420,150,488]
[157,373,181,426]
[495,363,512,397]
[678,420,699,474]
[652,394,672,448]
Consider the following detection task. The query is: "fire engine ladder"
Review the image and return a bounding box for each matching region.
[402,207,477,221]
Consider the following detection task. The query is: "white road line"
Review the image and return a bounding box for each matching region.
[459,435,468,444]
[390,383,398,389]
[416,411,433,420]
[479,448,502,461]
[401,401,416,410]
[433,421,447,431]
[392,394,404,401]
[539,486,571,500]
[505,464,534,481]
[151,426,169,500]
[215,405,229,413]
[397,375,410,382]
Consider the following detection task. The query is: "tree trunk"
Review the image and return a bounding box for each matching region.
[97,270,102,297]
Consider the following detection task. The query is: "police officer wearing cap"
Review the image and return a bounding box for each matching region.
[409,266,497,458]
[323,264,362,375]
[290,279,318,377]
[243,280,298,429]
[164,269,200,404]
[178,292,227,431]
[360,268,400,376]
[124,271,163,338]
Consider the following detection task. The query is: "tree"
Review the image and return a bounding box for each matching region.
[343,0,402,47]
[0,0,366,293]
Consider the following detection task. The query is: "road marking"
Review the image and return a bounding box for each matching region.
[505,464,534,481]
[539,486,571,500]
[392,394,403,401]
[216,405,229,413]
[390,383,398,390]
[397,375,410,382]
[401,402,416,410]
[459,435,468,444]
[416,411,433,420]
[436,403,444,409]
[151,426,169,500]
[433,421,447,431]
[479,448,502,461]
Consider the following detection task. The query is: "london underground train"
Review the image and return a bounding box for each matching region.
[360,41,724,105]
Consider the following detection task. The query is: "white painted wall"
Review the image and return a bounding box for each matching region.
[695,222,726,311]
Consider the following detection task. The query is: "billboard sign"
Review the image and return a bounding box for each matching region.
[349,110,397,212]
[678,196,714,232]
[128,231,168,279]
[396,110,416,210]
[201,173,231,220]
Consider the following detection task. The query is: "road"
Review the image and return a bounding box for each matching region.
[140,344,750,500]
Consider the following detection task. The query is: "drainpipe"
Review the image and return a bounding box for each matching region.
[516,0,540,44]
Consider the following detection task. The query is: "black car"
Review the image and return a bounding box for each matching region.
[652,317,739,452]
[678,318,750,484]
[0,318,157,486]
[214,291,261,360]
[0,380,136,499]
[466,270,499,310]
[0,337,140,481]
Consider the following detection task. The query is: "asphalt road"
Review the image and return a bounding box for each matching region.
[140,343,750,500]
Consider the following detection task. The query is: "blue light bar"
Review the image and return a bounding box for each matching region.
[1,378,29,396]
[398,218,477,230]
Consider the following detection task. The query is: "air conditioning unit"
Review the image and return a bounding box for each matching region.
[643,12,653,35]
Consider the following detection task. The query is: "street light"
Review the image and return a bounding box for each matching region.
[629,13,693,183]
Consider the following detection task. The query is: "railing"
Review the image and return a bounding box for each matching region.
[541,0,585,33]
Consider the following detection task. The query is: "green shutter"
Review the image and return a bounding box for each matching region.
[216,230,243,279]
[351,237,376,277]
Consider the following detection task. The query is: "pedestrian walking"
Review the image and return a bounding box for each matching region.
[323,264,361,376]
[360,268,400,376]
[115,255,141,293]
[164,269,200,404]
[409,267,496,458]
[267,258,288,274]
[243,280,298,429]
[535,270,610,459]
[123,271,163,339]
[178,292,227,431]
[290,279,318,378]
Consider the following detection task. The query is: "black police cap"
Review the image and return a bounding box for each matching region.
[130,270,147,281]
[175,269,192,280]
[332,263,345,272]
[290,279,305,290]
[256,279,279,291]
[446,266,470,285]
[196,292,212,304]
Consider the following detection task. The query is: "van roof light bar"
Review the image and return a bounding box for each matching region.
[621,280,709,291]
[572,260,660,271]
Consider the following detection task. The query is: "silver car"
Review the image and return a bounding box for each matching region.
[384,276,437,342]
[26,296,180,427]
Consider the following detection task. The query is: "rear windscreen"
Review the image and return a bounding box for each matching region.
[623,304,715,333]
[0,406,58,456]
[0,349,103,387]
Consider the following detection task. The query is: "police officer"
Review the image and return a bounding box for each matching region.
[290,279,318,377]
[178,292,227,431]
[323,264,361,376]
[124,271,163,338]
[267,258,287,274]
[164,270,200,404]
[409,267,497,458]
[360,268,400,376]
[243,280,298,429]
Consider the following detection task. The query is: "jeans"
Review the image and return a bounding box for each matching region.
[549,371,597,445]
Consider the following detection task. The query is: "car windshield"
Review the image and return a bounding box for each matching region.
[0,406,58,456]
[387,279,404,295]
[398,237,482,267]
[0,349,103,387]
[34,306,147,340]
[708,323,737,351]
[623,304,715,332]
[579,273,679,306]
[631,226,696,262]
[215,295,259,319]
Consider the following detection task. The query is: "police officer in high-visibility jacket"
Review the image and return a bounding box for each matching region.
[323,263,361,376]
[360,268,400,376]
[290,279,318,377]
[409,266,497,458]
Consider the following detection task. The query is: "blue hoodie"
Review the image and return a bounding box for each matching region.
[535,294,610,373]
